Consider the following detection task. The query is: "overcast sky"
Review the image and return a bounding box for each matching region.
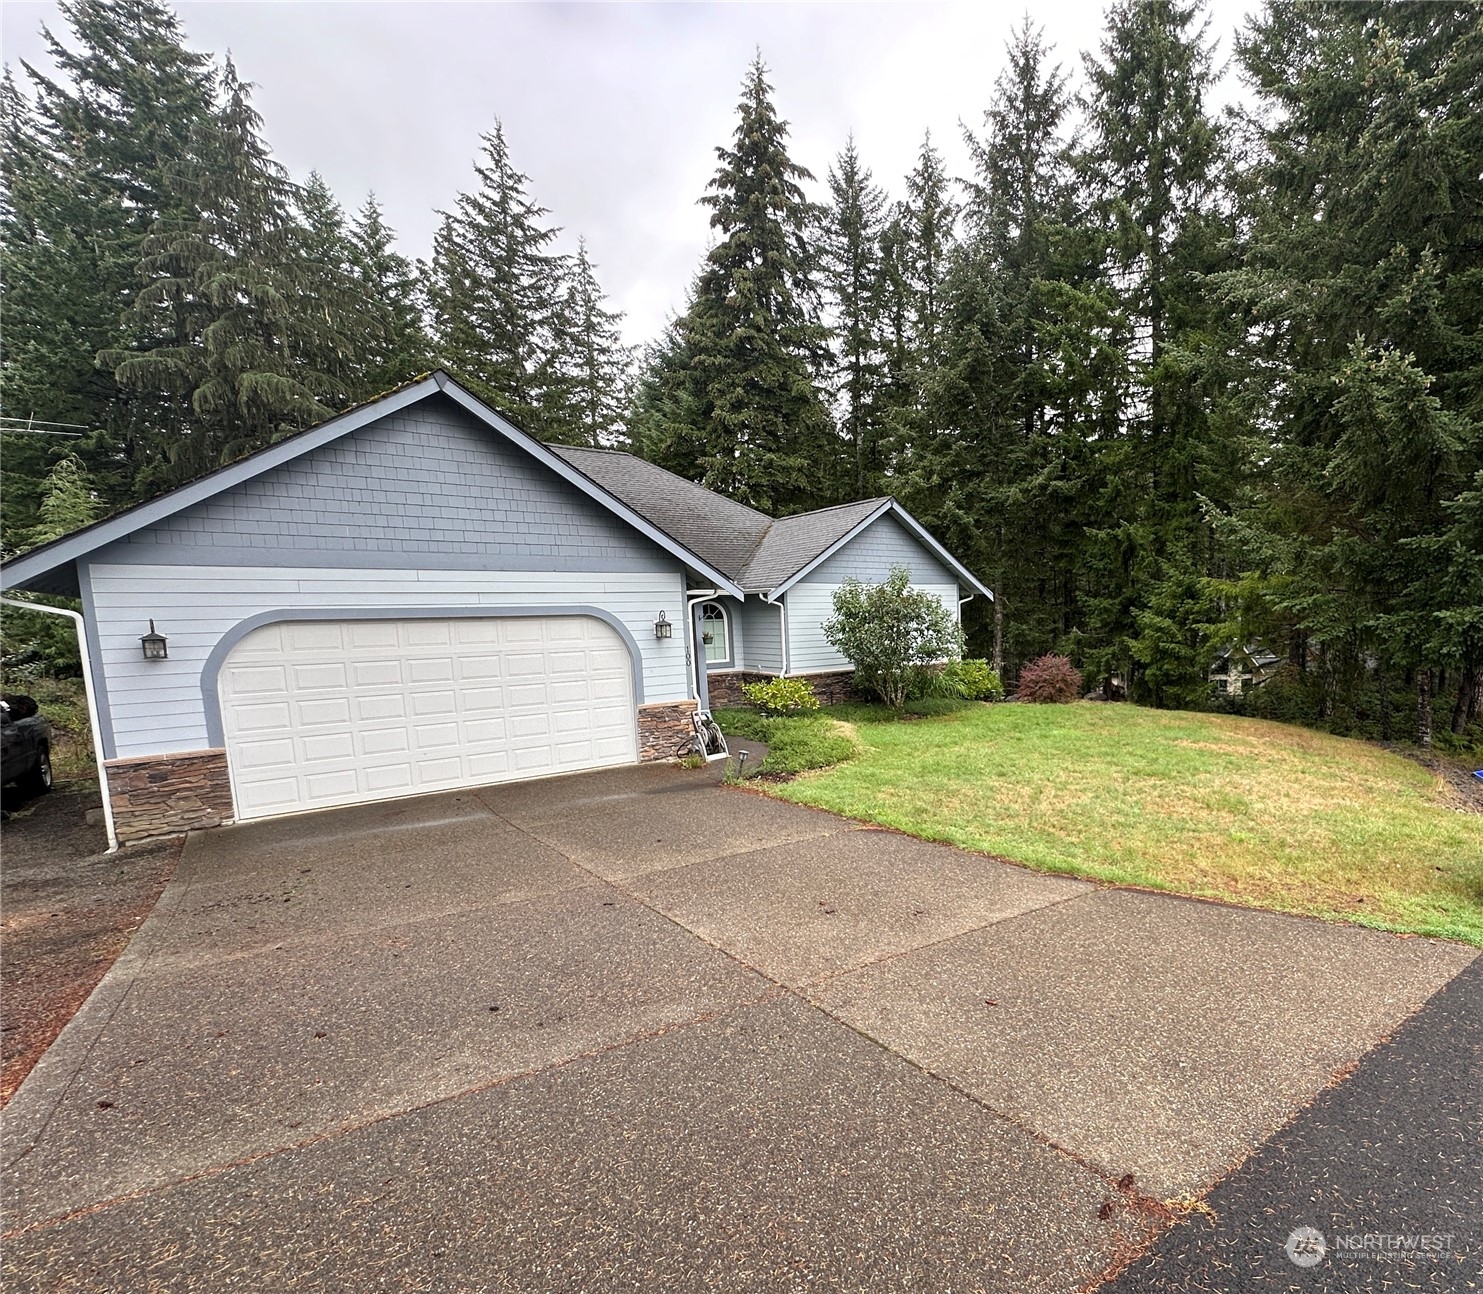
[2,1,1260,349]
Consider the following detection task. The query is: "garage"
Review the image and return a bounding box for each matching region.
[218,615,638,821]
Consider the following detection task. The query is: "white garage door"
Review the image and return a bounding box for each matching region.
[219,616,638,821]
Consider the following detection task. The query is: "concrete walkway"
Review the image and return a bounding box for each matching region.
[2,764,1474,1292]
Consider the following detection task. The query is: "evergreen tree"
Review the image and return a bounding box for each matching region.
[27,453,101,546]
[1077,0,1232,701]
[292,170,385,407]
[1225,1,1482,736]
[546,238,634,447]
[640,56,834,513]
[348,193,431,395]
[424,120,567,432]
[2,0,216,531]
[818,137,888,496]
[103,60,341,488]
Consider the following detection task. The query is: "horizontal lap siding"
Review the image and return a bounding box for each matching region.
[88,565,690,759]
[734,597,784,674]
[785,583,960,674]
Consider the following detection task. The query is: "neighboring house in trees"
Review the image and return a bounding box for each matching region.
[0,373,989,843]
[1208,645,1284,694]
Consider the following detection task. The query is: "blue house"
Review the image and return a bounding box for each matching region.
[1,373,989,842]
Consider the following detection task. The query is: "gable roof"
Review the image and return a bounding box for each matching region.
[551,447,992,600]
[0,372,744,598]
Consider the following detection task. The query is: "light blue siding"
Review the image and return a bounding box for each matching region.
[95,395,673,573]
[734,596,784,673]
[85,564,693,759]
[799,513,959,588]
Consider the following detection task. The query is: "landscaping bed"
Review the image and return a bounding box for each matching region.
[0,782,179,1105]
[742,701,1483,946]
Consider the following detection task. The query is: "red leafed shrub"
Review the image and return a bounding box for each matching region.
[1015,654,1083,704]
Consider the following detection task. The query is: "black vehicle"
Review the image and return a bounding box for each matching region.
[1,694,54,797]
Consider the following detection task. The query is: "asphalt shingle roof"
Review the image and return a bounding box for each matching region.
[734,498,888,593]
[550,447,772,580]
[550,447,891,595]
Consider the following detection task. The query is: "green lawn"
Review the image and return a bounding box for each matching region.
[744,701,1483,946]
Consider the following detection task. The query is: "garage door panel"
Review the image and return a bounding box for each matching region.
[291,663,347,691]
[359,728,409,756]
[458,657,503,681]
[301,733,356,763]
[346,622,399,650]
[296,698,352,727]
[364,764,413,792]
[413,722,459,750]
[410,691,456,717]
[403,622,452,648]
[352,660,402,688]
[356,694,405,722]
[406,657,454,684]
[305,769,359,800]
[285,623,344,653]
[221,615,638,821]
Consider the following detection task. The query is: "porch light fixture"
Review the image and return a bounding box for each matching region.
[140,620,168,661]
[653,611,673,640]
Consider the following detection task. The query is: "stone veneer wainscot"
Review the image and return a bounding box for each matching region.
[105,748,235,844]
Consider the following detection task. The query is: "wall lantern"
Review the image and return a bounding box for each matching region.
[140,620,168,661]
[653,610,673,640]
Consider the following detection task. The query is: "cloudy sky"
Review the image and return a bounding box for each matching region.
[2,1,1260,349]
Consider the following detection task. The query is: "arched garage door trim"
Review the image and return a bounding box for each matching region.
[200,604,646,748]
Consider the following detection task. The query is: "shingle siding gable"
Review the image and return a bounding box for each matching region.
[97,396,673,572]
[799,513,958,588]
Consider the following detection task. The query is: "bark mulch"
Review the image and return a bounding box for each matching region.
[1,781,179,1106]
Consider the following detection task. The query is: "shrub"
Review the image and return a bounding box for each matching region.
[712,708,860,774]
[1015,654,1083,703]
[941,658,1004,701]
[823,566,965,710]
[741,676,820,716]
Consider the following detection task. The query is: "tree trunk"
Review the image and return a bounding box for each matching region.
[1378,661,1391,743]
[1417,669,1433,750]
[992,584,1004,678]
[1451,662,1479,736]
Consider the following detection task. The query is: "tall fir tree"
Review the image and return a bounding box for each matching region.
[634,56,835,513]
[102,60,343,489]
[545,238,634,447]
[291,170,386,408]
[1077,0,1231,703]
[424,120,567,433]
[882,134,959,480]
[818,137,889,497]
[911,19,1086,675]
[347,194,431,396]
[1222,1,1483,738]
[2,0,216,536]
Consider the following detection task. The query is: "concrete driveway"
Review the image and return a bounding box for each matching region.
[2,764,1474,1292]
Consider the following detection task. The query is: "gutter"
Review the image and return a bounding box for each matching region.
[1,596,118,853]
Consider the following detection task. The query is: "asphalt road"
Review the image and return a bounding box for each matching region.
[1102,954,1483,1292]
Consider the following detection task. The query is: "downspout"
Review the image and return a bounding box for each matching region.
[684,587,719,704]
[1,595,118,853]
[766,592,789,677]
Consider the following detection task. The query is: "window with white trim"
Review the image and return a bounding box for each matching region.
[700,602,731,666]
